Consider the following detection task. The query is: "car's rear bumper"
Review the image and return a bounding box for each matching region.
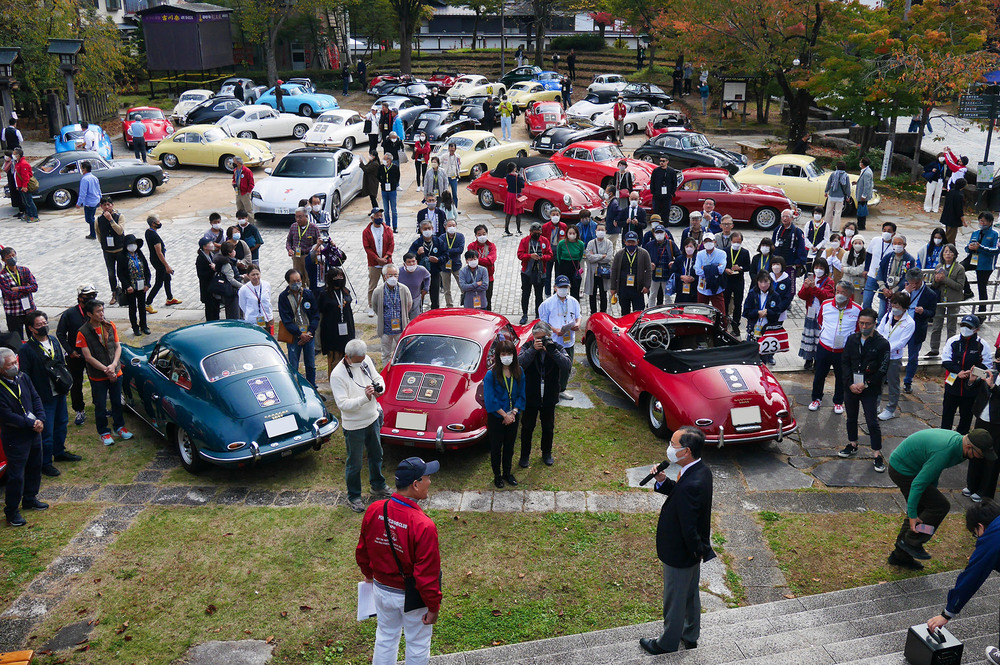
[199,420,339,466]
[381,424,487,451]
[705,419,798,446]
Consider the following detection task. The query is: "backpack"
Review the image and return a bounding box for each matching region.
[209,260,239,299]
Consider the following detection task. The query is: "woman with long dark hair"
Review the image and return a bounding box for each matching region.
[483,338,526,489]
[504,162,526,236]
[318,266,355,371]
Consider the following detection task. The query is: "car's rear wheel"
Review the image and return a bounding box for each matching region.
[751,206,779,231]
[330,191,342,222]
[132,176,156,197]
[624,122,637,135]
[639,153,655,162]
[49,188,74,210]
[643,393,671,439]
[470,163,488,180]
[516,149,527,158]
[343,136,356,151]
[536,199,556,221]
[667,204,687,227]
[237,130,256,139]
[478,188,497,209]
[299,105,314,118]
[161,153,179,169]
[220,154,237,172]
[293,124,309,139]
[585,333,606,377]
[173,426,207,473]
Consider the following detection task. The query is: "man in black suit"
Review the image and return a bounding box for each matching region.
[640,427,715,655]
[195,237,220,321]
[0,347,48,526]
[618,191,647,238]
[650,156,677,222]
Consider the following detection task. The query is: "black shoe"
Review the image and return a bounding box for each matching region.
[141,327,151,335]
[85,234,96,239]
[903,383,912,394]
[926,351,939,358]
[887,550,924,570]
[41,464,60,477]
[682,639,698,649]
[518,457,530,469]
[838,443,858,458]
[543,454,554,466]
[504,474,518,486]
[896,538,931,560]
[804,359,814,370]
[494,476,504,488]
[6,512,26,527]
[639,638,672,655]
[22,498,49,511]
[54,451,82,462]
[873,455,886,473]
[519,315,528,325]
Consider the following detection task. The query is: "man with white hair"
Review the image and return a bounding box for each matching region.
[0,346,48,526]
[372,264,413,365]
[771,208,808,293]
[330,338,389,513]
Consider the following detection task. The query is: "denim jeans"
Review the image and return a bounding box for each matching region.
[381,190,398,231]
[501,116,512,141]
[344,420,386,501]
[90,378,125,435]
[21,189,37,219]
[449,177,459,207]
[862,275,878,310]
[83,205,97,236]
[40,395,68,466]
[904,330,926,385]
[286,338,316,387]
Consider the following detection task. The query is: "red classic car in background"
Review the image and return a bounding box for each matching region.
[0,432,6,478]
[524,101,567,137]
[639,167,796,230]
[468,156,606,222]
[585,304,797,445]
[645,110,690,138]
[550,140,654,192]
[428,71,460,91]
[121,107,174,148]
[377,309,534,450]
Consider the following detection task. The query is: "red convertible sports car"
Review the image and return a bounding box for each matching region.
[468,156,606,221]
[378,309,534,450]
[640,167,796,231]
[550,140,655,192]
[524,101,567,137]
[428,71,460,91]
[585,304,797,446]
[121,107,174,148]
[645,111,690,138]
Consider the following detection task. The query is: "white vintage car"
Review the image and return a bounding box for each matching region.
[300,110,368,150]
[587,74,628,94]
[447,75,506,104]
[593,101,662,135]
[567,94,617,122]
[251,147,365,223]
[215,105,313,140]
[171,90,214,122]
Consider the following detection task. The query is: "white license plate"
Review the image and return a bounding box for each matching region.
[264,414,298,438]
[540,137,551,144]
[395,412,428,431]
[731,406,761,427]
[274,207,291,215]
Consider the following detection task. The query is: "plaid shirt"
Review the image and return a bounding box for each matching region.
[381,286,402,335]
[0,265,37,315]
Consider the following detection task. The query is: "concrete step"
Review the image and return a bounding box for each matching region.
[427,571,1000,665]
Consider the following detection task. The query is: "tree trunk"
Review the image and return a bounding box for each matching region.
[598,23,605,39]
[266,33,279,84]
[647,44,655,71]
[534,21,544,66]
[399,17,413,74]
[774,69,812,146]
[764,94,771,124]
[910,106,929,183]
[526,22,533,55]
[472,11,480,51]
[754,82,766,124]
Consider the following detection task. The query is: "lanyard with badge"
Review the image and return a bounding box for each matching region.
[7,267,30,311]
[445,234,456,270]
[682,257,693,294]
[334,291,349,336]
[252,285,266,327]
[503,372,514,412]
[383,165,392,191]
[833,307,847,348]
[559,299,574,345]
[0,378,34,422]
[625,250,637,288]
[295,224,308,258]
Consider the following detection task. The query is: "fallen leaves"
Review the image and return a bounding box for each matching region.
[205,604,217,615]
[115,620,129,635]
[265,635,275,644]
[299,605,313,612]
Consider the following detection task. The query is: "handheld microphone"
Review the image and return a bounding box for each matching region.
[639,460,670,486]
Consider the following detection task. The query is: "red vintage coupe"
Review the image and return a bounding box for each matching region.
[378,309,534,450]
[645,111,690,138]
[468,156,606,221]
[550,140,655,192]
[428,71,460,92]
[641,167,796,230]
[524,101,567,137]
[121,107,174,149]
[585,304,797,446]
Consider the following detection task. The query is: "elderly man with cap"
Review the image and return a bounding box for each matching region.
[58,284,98,426]
[538,274,581,400]
[356,455,441,665]
[942,314,994,435]
[887,428,996,570]
[610,231,651,315]
[680,210,705,248]
[694,232,728,322]
[643,222,678,307]
[0,347,48,527]
[517,221,553,325]
[363,207,395,317]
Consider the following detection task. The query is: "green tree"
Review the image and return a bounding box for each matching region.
[611,0,673,70]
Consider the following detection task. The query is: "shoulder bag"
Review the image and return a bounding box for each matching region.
[382,500,427,612]
[35,343,72,395]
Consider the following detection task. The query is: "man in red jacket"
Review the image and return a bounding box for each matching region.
[232,157,255,223]
[516,221,553,324]
[357,457,442,665]
[362,207,395,316]
[613,96,627,145]
[12,148,38,223]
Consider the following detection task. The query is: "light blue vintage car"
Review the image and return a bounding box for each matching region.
[54,124,114,160]
[256,84,339,118]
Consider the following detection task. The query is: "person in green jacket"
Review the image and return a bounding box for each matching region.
[888,428,996,570]
[555,227,586,301]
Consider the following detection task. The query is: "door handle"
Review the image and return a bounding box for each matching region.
[627,362,636,368]
[151,393,160,401]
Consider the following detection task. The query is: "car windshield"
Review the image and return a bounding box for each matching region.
[805,162,825,178]
[284,86,305,96]
[680,134,710,149]
[202,127,229,142]
[202,344,285,383]
[512,82,532,91]
[393,335,482,373]
[569,119,597,129]
[446,136,474,150]
[63,130,84,141]
[582,93,602,103]
[37,155,61,173]
[316,114,344,125]
[272,154,338,178]
[592,145,623,162]
[181,92,207,102]
[724,175,740,190]
[525,162,562,182]
[129,109,164,121]
[457,77,479,85]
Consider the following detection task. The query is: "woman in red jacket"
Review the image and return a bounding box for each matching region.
[797,256,835,368]
[412,132,432,191]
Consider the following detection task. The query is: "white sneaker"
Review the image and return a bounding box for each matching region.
[962,487,973,497]
[971,493,983,503]
[366,307,375,317]
[878,409,896,421]
[808,400,821,411]
[986,645,1000,665]
[833,403,844,415]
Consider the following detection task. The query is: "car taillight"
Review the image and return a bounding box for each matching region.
[227,442,246,450]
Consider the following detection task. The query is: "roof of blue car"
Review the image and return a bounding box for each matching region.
[159,321,276,359]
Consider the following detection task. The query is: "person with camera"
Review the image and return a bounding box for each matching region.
[518,321,571,468]
[331,338,390,514]
[18,310,79,478]
[537,275,580,400]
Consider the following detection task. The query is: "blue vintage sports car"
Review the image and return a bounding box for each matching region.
[121,321,338,473]
[54,124,114,160]
[535,71,566,91]
[257,84,339,118]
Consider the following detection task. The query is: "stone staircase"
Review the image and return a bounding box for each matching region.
[427,571,1000,664]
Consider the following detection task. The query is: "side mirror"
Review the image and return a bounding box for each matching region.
[264,168,273,175]
[130,357,143,366]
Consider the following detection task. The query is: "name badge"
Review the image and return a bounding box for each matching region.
[661,186,668,195]
[105,236,115,247]
[383,182,391,191]
[391,318,401,332]
[473,296,482,308]
[698,277,706,291]
[682,282,691,294]
[971,253,980,267]
[854,372,864,385]
[945,371,957,386]
[25,412,35,422]
[433,188,439,196]
[626,274,635,287]
[655,267,663,278]
[20,297,31,310]
[136,280,145,291]
[445,260,452,270]
[562,334,571,344]
[295,249,302,258]
[338,323,349,336]
[256,316,266,327]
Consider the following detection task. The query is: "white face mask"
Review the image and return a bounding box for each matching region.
[685,246,695,256]
[422,229,433,238]
[557,287,569,297]
[232,233,241,240]
[835,293,848,305]
[312,205,322,213]
[477,235,488,244]
[933,237,942,245]
[654,233,665,241]
[596,230,606,239]
[467,260,479,269]
[771,267,782,277]
[704,242,715,251]
[761,246,770,255]
[939,156,946,163]
[211,223,222,230]
[961,326,975,337]
[814,269,825,278]
[666,445,682,464]
[731,242,741,251]
[892,244,905,254]
[853,243,865,252]
[882,231,892,242]
[126,244,138,253]
[500,355,514,366]
[845,229,855,237]
[892,307,905,318]
[239,220,249,228]
[386,276,398,287]
[813,213,822,221]
[404,264,417,272]
[446,226,457,235]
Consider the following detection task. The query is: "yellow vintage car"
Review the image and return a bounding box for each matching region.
[149,125,275,172]
[507,81,563,111]
[734,154,879,211]
[431,130,530,180]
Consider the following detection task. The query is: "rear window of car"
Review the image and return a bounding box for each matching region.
[393,335,482,373]
[202,344,285,383]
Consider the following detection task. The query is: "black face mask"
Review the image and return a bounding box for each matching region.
[35,325,48,337]
[530,232,540,239]
[332,279,346,288]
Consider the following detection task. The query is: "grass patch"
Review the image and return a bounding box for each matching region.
[760,512,975,596]
[0,503,102,606]
[33,507,661,664]
[119,94,177,112]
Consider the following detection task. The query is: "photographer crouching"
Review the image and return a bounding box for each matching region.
[518,321,571,469]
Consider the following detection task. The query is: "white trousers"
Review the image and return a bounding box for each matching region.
[925,180,943,212]
[823,199,844,229]
[373,584,433,665]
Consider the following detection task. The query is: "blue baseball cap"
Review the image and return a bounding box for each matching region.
[624,231,639,242]
[395,457,440,485]
[962,314,981,329]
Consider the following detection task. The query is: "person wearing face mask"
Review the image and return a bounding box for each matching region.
[377,153,401,232]
[768,256,794,328]
[585,222,614,314]
[611,232,651,314]
[517,222,554,324]
[875,233,916,320]
[144,215,180,312]
[617,191,646,240]
[417,194,447,237]
[922,153,947,214]
[235,210,264,267]
[940,177,967,246]
[612,160,634,206]
[743,271,781,365]
[372,264,413,365]
[901,269,938,393]
[0,346,48,527]
[840,308,890,473]
[822,160,852,229]
[225,225,253,278]
[750,238,774,277]
[672,238,700,304]
[721,231,751,335]
[0,247,38,340]
[942,315,994,435]
[468,225,497,309]
[364,106,379,149]
[875,292,915,422]
[409,220,445,310]
[917,227,946,270]
[398,253,430,319]
[694,232,728,321]
[412,132,432,188]
[278,269,320,387]
[841,234,868,295]
[808,281,861,413]
[75,299,131,447]
[362,208,395,317]
[57,284,98,427]
[439,220,465,308]
[771,208,808,294]
[862,221,897,309]
[443,142,462,209]
[498,95,515,141]
[458,250,489,310]
[967,212,999,313]
[855,157,873,230]
[603,184,623,250]
[644,223,678,307]
[202,212,225,245]
[929,244,967,357]
[316,266,353,371]
[196,238,220,321]
[804,209,829,264]
[840,222,858,250]
[286,207,320,289]
[886,428,995,569]
[576,209,596,248]
[422,157,449,204]
[797,256,835,369]
[518,321,571,467]
[503,162,527,237]
[232,156,255,223]
[538,275,581,399]
[555,225,585,301]
[115,235,152,336]
[542,211,569,296]
[821,232,845,283]
[216,241,246,319]
[11,147,38,224]
[238,265,274,333]
[484,339,526,488]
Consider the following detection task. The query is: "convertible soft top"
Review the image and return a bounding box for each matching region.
[644,342,760,374]
[490,156,552,177]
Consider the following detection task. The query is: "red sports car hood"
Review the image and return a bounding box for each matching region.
[539,176,603,204]
[738,183,786,198]
[141,119,173,137]
[382,365,476,411]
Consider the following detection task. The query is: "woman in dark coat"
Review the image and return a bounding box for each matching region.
[116,234,151,336]
[482,97,496,133]
[317,266,355,371]
[503,162,526,236]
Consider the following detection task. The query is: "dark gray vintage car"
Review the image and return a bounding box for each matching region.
[29,150,168,209]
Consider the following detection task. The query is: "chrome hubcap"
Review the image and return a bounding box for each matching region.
[136,178,153,194]
[649,398,665,428]
[179,432,194,464]
[52,189,71,207]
